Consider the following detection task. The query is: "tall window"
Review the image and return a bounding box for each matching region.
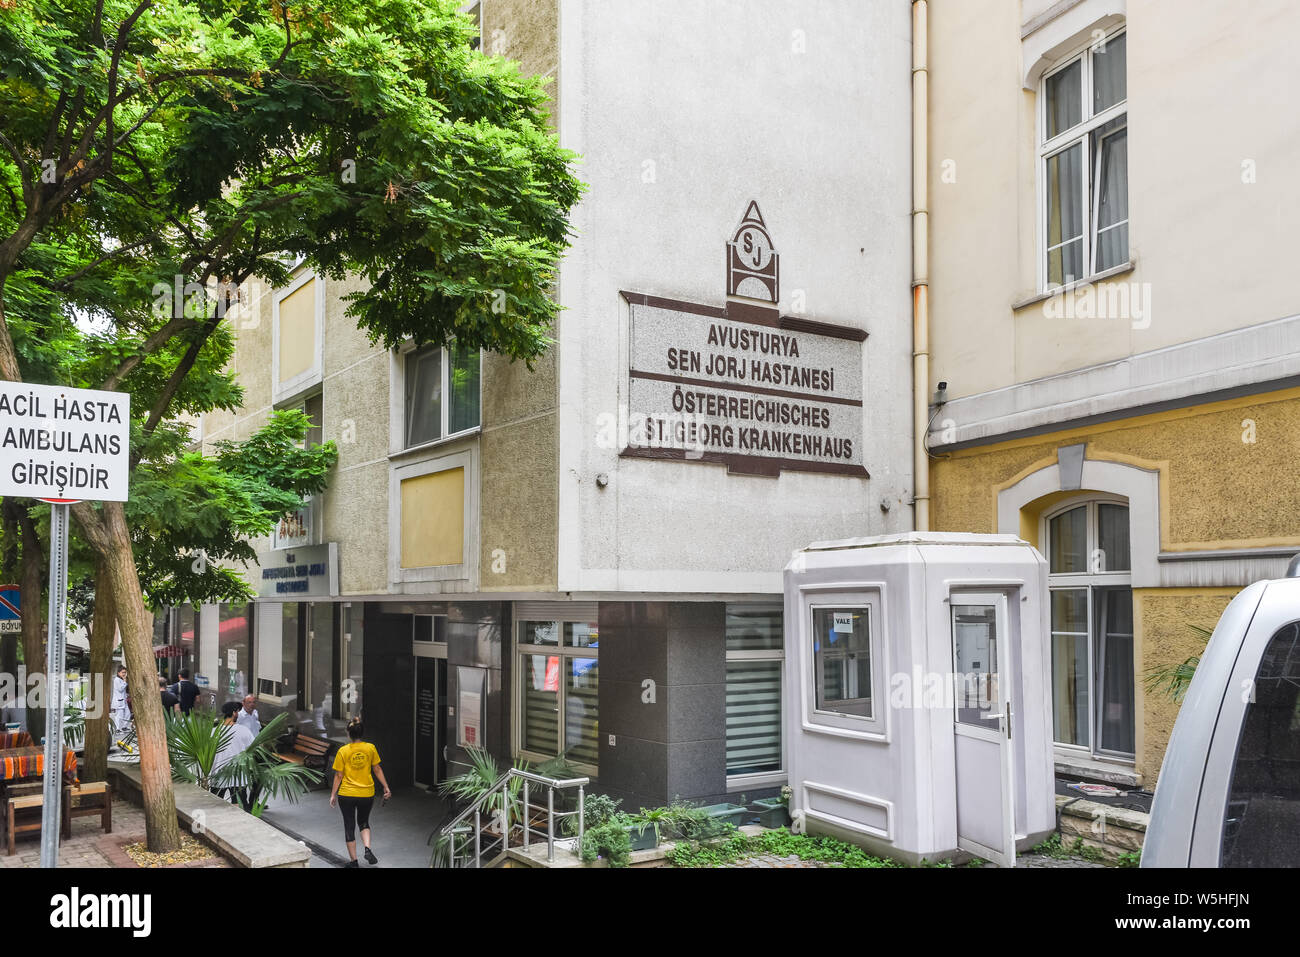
[1046,499,1135,758]
[725,605,783,780]
[1040,29,1127,288]
[517,620,599,769]
[216,602,252,706]
[404,343,481,448]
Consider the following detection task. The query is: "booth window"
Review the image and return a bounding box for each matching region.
[1221,621,1300,867]
[1045,499,1134,758]
[812,607,873,718]
[517,620,599,769]
[725,604,783,778]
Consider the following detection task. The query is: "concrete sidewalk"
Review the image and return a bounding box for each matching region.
[260,785,452,868]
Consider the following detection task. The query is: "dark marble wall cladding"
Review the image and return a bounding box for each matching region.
[362,606,417,788]
[597,601,726,810]
[364,601,512,788]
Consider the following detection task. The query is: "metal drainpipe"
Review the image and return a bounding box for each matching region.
[912,0,931,531]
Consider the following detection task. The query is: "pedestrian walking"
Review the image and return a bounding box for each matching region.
[109,665,129,735]
[158,676,180,717]
[172,669,201,715]
[235,694,260,734]
[328,719,391,867]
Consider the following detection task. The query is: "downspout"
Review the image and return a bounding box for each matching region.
[911,0,931,531]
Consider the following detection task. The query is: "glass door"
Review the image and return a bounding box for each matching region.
[1045,500,1135,760]
[951,593,1016,867]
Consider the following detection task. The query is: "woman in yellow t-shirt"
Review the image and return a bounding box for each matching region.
[328,719,392,867]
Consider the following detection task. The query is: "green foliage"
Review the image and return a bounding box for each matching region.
[1030,832,1071,859]
[437,746,526,830]
[578,820,631,868]
[667,828,902,869]
[0,0,584,370]
[630,806,671,846]
[578,792,621,828]
[1117,849,1141,868]
[127,410,338,608]
[1069,836,1108,863]
[1144,624,1211,703]
[662,800,732,842]
[167,711,320,811]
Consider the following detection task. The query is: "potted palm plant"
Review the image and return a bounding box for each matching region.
[167,711,321,815]
[437,746,526,835]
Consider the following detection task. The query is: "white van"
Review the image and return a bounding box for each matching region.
[1143,576,1300,867]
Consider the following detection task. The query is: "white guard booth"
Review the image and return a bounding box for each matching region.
[783,532,1056,866]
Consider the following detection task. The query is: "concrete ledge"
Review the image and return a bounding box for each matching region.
[1056,794,1147,862]
[109,764,311,868]
[1055,753,1143,788]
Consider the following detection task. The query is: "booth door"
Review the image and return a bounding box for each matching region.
[951,593,1017,867]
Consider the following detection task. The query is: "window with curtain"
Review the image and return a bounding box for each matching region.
[725,605,783,778]
[1041,29,1128,288]
[1046,499,1135,759]
[404,342,482,447]
[517,620,599,769]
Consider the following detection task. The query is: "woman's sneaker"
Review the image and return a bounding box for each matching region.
[344,860,359,868]
[364,847,378,865]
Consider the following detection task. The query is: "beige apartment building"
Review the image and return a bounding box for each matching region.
[166,0,915,809]
[925,0,1300,787]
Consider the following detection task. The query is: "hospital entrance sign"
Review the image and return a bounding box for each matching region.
[0,380,129,870]
[0,381,130,501]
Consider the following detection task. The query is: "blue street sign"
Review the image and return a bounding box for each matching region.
[0,585,18,633]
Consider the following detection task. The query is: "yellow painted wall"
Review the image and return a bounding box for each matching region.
[277,278,317,383]
[932,387,1300,550]
[1135,588,1237,781]
[400,467,466,568]
[931,389,1300,782]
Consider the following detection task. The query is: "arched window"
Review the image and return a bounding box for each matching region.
[1044,498,1135,758]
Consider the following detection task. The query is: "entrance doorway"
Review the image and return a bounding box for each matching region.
[413,644,448,790]
[951,592,1017,867]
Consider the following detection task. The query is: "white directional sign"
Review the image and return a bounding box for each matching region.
[0,382,130,502]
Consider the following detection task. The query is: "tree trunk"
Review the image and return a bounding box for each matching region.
[17,509,44,740]
[0,501,17,702]
[83,558,116,783]
[73,501,181,852]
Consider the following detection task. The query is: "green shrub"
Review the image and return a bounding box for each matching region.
[566,792,622,836]
[579,821,631,867]
[663,800,732,842]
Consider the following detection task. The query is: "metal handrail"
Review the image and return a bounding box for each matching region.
[434,768,589,868]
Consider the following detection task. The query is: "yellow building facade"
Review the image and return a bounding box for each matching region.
[926,0,1300,787]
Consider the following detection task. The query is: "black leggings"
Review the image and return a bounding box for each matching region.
[338,795,374,842]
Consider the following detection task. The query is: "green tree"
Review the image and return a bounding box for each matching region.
[1,0,580,849]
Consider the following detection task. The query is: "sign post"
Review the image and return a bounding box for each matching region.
[40,501,70,870]
[0,381,129,868]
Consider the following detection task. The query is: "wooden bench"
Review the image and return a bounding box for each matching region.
[63,782,111,839]
[6,793,45,855]
[277,734,330,769]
